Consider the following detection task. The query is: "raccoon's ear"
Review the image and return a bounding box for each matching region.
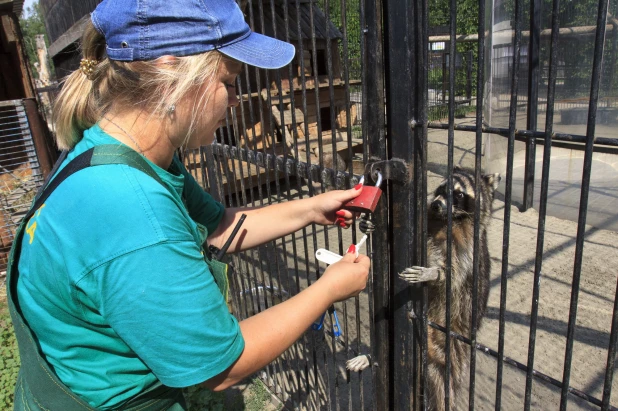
[454,165,463,172]
[483,173,501,191]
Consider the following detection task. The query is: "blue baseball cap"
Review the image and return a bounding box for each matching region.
[91,0,295,69]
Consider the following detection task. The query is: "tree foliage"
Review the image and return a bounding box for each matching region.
[19,2,53,81]
[429,0,480,35]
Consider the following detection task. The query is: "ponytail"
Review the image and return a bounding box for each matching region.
[52,23,107,149]
[52,20,224,150]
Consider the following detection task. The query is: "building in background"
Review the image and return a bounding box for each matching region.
[0,0,56,272]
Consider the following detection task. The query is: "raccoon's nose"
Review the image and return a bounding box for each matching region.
[431,200,444,213]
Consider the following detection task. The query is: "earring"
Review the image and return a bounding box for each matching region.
[168,104,176,115]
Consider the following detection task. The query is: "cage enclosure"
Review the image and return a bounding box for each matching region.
[483,0,618,232]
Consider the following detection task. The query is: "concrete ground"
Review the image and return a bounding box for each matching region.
[226,113,618,410]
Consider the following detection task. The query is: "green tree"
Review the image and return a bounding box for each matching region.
[429,0,480,35]
[19,2,53,81]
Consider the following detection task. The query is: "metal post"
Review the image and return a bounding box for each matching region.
[467,50,473,102]
[363,0,390,409]
[383,0,419,409]
[524,0,561,407]
[442,52,448,104]
[522,0,541,211]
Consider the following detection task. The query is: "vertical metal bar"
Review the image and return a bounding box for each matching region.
[277,1,312,405]
[363,0,389,408]
[601,277,618,410]
[243,0,278,325]
[559,0,609,408]
[297,0,324,390]
[287,8,323,406]
[466,51,473,102]
[201,146,218,198]
[356,0,369,407]
[384,0,416,409]
[246,0,272,207]
[294,0,314,185]
[334,0,363,399]
[523,0,561,407]
[256,0,294,398]
[415,0,429,408]
[322,3,345,409]
[308,0,326,189]
[235,65,275,333]
[522,0,541,212]
[304,22,336,405]
[443,0,457,409]
[495,0,523,407]
[442,54,448,104]
[469,0,487,408]
[214,139,250,319]
[305,1,336,406]
[339,0,356,189]
[274,17,301,411]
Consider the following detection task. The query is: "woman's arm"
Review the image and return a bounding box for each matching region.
[207,186,362,252]
[201,251,370,391]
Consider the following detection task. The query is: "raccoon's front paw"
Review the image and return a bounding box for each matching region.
[399,266,440,283]
[346,354,371,372]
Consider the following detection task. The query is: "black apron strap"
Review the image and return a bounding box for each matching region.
[33,150,68,203]
[8,145,184,411]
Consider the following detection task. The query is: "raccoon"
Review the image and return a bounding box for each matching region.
[398,167,501,411]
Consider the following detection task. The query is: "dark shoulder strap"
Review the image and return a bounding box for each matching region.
[89,144,164,186]
[33,150,68,203]
[29,145,167,222]
[8,144,184,411]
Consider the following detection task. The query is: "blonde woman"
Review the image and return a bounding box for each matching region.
[7,0,370,409]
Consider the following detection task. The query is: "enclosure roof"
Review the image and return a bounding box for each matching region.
[0,0,24,15]
[251,0,343,41]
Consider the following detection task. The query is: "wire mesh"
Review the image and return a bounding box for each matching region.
[0,100,45,275]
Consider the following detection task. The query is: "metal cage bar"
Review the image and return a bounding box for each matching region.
[177,0,618,408]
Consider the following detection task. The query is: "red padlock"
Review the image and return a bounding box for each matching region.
[343,173,383,213]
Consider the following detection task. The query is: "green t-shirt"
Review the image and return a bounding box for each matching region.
[16,124,244,409]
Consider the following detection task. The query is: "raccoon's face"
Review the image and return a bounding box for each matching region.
[429,169,501,221]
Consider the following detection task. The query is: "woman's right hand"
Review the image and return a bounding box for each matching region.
[207,246,370,391]
[319,251,371,302]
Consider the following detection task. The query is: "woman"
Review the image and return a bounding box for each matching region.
[8,0,370,409]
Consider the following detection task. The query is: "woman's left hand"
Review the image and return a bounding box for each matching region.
[311,185,363,228]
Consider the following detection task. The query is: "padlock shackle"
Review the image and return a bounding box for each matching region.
[357,171,383,188]
[373,171,383,187]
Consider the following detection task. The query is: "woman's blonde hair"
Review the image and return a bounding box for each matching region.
[53,21,224,150]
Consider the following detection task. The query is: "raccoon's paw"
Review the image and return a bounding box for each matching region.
[346,354,371,372]
[399,266,440,283]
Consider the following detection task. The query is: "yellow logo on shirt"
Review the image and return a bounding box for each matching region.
[25,204,45,244]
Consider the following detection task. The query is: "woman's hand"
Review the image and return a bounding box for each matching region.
[205,246,370,391]
[310,185,363,228]
[318,251,371,302]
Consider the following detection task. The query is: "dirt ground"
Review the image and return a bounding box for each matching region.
[228,113,618,410]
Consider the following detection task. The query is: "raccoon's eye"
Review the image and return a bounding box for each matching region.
[455,192,465,200]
